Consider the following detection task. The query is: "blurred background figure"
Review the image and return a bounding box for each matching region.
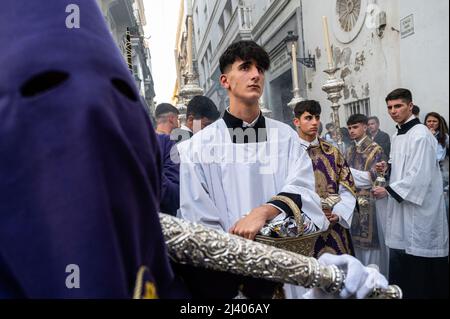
[340,127,352,152]
[155,103,180,135]
[323,123,338,147]
[177,95,220,141]
[156,134,180,217]
[425,112,449,214]
[368,116,391,159]
[412,105,421,121]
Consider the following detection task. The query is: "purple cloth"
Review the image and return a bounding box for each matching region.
[156,134,180,216]
[0,0,180,298]
[346,137,385,249]
[307,139,356,257]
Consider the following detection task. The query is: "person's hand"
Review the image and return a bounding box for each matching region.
[375,161,388,174]
[229,205,279,240]
[327,214,339,225]
[303,254,388,299]
[323,208,332,218]
[372,187,388,199]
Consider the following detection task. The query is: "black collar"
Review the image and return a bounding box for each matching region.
[397,118,421,136]
[222,110,267,144]
[223,110,266,129]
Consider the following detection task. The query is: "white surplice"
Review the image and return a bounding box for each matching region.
[178,118,329,234]
[386,118,448,258]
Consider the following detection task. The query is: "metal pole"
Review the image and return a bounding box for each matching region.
[160,214,402,299]
[322,67,345,153]
[287,40,305,111]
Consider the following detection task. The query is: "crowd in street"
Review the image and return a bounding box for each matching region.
[0,0,448,300]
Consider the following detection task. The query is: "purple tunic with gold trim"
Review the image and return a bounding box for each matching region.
[307,139,357,257]
[346,137,385,249]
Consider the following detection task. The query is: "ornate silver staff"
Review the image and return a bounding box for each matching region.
[159,214,402,299]
[321,16,346,154]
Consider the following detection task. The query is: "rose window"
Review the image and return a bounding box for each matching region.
[336,0,362,32]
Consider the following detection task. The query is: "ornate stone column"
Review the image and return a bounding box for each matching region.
[179,5,203,113]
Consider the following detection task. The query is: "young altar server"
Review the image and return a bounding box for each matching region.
[345,114,388,276]
[293,100,357,258]
[177,41,328,298]
[373,88,448,299]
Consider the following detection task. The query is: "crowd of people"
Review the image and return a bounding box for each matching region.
[0,0,448,300]
[154,45,449,299]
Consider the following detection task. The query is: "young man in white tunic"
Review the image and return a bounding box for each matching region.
[373,88,449,299]
[176,40,327,299]
[177,40,389,299]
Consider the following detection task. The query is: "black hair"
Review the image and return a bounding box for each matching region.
[385,88,413,104]
[325,123,335,130]
[368,116,380,125]
[219,40,271,74]
[187,96,220,121]
[294,100,322,118]
[347,114,369,126]
[412,105,421,116]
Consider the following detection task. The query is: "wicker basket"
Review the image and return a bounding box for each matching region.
[254,196,324,256]
[255,231,323,257]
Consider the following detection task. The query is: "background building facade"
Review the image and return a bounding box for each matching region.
[97,0,156,116]
[187,0,449,135]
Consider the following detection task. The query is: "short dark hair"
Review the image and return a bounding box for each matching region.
[294,100,322,118]
[155,103,179,119]
[385,88,413,104]
[368,116,380,125]
[412,105,420,116]
[219,40,271,74]
[325,123,335,130]
[347,114,369,126]
[187,96,220,121]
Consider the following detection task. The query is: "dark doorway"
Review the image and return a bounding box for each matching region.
[269,69,295,126]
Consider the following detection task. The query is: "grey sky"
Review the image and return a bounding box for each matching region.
[143,0,180,105]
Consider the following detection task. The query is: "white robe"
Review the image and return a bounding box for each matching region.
[178,118,329,235]
[385,122,448,258]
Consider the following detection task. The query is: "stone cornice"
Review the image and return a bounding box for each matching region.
[252,0,291,40]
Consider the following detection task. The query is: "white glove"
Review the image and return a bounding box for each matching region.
[303,254,388,299]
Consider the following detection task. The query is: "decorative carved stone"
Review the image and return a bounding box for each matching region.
[336,0,362,32]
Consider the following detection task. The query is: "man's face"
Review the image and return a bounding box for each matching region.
[387,99,413,125]
[168,113,180,130]
[191,117,216,134]
[294,111,321,139]
[348,123,367,141]
[368,119,379,135]
[220,59,265,104]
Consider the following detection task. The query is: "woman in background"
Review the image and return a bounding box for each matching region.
[425,112,449,214]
